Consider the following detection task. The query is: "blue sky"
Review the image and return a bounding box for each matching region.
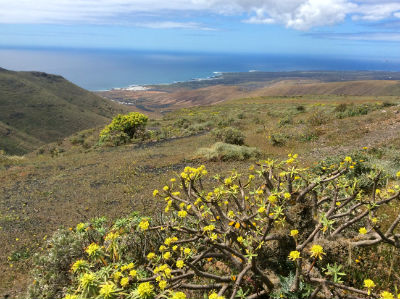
[0,0,400,59]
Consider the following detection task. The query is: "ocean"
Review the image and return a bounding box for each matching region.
[0,47,399,91]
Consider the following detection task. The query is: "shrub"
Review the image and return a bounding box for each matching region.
[307,110,328,126]
[212,127,245,145]
[29,156,400,299]
[334,103,348,113]
[336,104,372,119]
[0,150,24,169]
[99,112,148,146]
[296,105,306,112]
[174,118,191,129]
[28,214,163,299]
[269,132,289,146]
[196,142,259,161]
[278,116,293,127]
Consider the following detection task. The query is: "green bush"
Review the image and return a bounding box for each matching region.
[269,132,289,146]
[99,112,148,146]
[296,105,306,112]
[212,127,245,145]
[278,116,293,127]
[336,104,372,119]
[307,110,328,126]
[28,214,163,299]
[173,118,191,129]
[196,142,259,161]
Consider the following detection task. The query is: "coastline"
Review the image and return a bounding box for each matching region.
[105,71,225,92]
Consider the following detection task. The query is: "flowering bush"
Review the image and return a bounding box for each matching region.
[99,112,148,146]
[30,155,400,299]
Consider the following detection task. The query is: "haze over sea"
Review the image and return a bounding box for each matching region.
[1,47,400,91]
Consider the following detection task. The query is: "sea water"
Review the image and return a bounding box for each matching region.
[0,47,399,91]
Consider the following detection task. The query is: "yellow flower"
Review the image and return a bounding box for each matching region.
[172,245,178,251]
[288,250,301,261]
[121,263,134,271]
[237,236,244,243]
[286,158,295,164]
[79,272,96,289]
[147,252,155,260]
[105,232,119,241]
[171,292,187,299]
[210,233,218,241]
[310,244,325,260]
[99,281,117,299]
[227,210,235,218]
[163,186,169,191]
[159,280,167,290]
[397,171,400,178]
[380,291,394,299]
[183,248,191,255]
[71,259,89,273]
[268,195,277,204]
[163,251,171,260]
[76,222,86,232]
[258,206,266,213]
[203,225,215,232]
[85,243,101,258]
[178,210,188,218]
[209,291,225,299]
[371,217,378,224]
[153,189,159,197]
[176,260,185,268]
[170,178,176,182]
[129,269,137,278]
[364,279,376,295]
[359,227,368,235]
[344,156,352,163]
[235,222,241,229]
[139,220,150,231]
[120,277,130,288]
[113,271,123,281]
[137,282,154,298]
[290,230,299,238]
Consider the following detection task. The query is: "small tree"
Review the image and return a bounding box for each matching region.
[99,112,148,146]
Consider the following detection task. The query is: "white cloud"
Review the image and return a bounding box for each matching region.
[0,0,400,30]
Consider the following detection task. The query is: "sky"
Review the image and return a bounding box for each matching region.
[0,0,400,59]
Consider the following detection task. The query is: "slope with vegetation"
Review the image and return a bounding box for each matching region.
[2,91,400,297]
[0,68,128,154]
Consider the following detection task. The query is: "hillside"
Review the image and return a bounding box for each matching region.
[1,92,400,297]
[0,68,128,154]
[98,76,400,115]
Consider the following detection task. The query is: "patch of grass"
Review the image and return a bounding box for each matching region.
[196,142,260,161]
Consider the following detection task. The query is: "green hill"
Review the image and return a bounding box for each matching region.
[0,68,128,154]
